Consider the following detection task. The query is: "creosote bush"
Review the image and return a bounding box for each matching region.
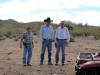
[70,37,75,42]
[94,33,100,40]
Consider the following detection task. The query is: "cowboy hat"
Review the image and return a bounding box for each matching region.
[44,17,53,22]
[60,21,65,25]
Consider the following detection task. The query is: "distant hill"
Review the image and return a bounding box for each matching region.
[0,19,100,40]
[0,19,44,33]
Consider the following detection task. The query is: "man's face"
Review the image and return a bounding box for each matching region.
[27,29,32,32]
[46,21,51,26]
[60,24,64,28]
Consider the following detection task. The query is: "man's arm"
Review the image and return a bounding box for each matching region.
[20,39,23,48]
[20,33,24,48]
[40,26,45,44]
[40,26,43,41]
[32,41,34,48]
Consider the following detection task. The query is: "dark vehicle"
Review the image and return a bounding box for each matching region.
[75,52,100,75]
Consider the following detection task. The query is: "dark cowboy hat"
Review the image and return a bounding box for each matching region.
[44,17,53,22]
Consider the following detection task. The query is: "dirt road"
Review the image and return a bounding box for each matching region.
[0,36,100,75]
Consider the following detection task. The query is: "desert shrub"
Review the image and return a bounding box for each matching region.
[0,33,4,38]
[4,31,12,37]
[94,33,100,40]
[0,33,6,40]
[70,37,75,42]
[77,23,83,27]
[71,30,83,36]
[71,28,91,37]
[83,29,91,37]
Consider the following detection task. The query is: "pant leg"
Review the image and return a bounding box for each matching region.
[27,44,33,64]
[55,40,61,63]
[47,40,52,63]
[23,45,28,64]
[40,40,47,63]
[61,40,66,63]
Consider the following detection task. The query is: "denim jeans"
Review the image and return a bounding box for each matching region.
[40,40,52,63]
[55,39,66,63]
[23,44,32,64]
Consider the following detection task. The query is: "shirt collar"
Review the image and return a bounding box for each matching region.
[44,24,51,27]
[26,32,31,34]
[59,27,65,29]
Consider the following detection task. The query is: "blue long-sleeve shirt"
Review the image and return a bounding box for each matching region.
[56,27,70,42]
[40,25,55,41]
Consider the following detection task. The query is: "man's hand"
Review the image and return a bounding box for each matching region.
[42,40,45,44]
[20,40,23,48]
[20,44,22,48]
[32,41,34,48]
[66,41,69,46]
[55,43,57,48]
[32,44,34,48]
[52,40,54,42]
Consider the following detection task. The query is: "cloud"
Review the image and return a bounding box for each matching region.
[0,0,34,14]
[0,11,69,22]
[72,11,100,25]
[0,0,61,15]
[1,0,100,15]
[61,0,100,8]
[0,0,100,25]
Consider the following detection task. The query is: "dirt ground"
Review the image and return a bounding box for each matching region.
[0,36,100,75]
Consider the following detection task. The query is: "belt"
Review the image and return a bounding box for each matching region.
[23,42,32,45]
[56,38,67,40]
[43,38,51,40]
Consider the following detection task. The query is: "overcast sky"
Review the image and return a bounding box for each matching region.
[0,0,100,26]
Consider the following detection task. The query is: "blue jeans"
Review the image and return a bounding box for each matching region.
[23,44,32,64]
[55,39,66,63]
[40,40,52,63]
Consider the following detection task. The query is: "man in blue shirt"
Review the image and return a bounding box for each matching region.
[55,21,70,66]
[40,17,54,65]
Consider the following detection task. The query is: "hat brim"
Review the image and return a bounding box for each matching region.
[60,23,64,25]
[44,20,53,22]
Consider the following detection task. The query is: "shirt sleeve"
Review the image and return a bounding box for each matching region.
[40,26,44,41]
[21,33,25,40]
[31,32,34,40]
[66,28,70,42]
